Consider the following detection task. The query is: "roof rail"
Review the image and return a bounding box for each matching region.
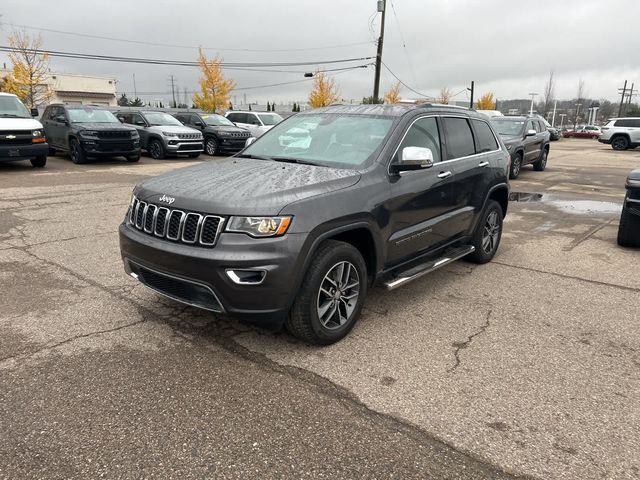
[418,103,472,110]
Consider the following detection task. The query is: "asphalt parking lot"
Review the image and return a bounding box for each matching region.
[1,140,639,479]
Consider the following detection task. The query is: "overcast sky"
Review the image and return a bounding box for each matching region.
[2,0,639,105]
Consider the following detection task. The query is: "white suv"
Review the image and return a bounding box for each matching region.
[225,111,283,138]
[599,117,640,150]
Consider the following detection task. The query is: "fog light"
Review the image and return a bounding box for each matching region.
[225,269,266,285]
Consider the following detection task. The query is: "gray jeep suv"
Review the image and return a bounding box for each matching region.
[115,110,203,159]
[120,104,510,345]
[491,116,550,179]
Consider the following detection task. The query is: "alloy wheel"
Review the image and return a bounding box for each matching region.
[150,141,162,159]
[206,138,217,156]
[316,261,360,330]
[512,157,521,177]
[482,210,500,254]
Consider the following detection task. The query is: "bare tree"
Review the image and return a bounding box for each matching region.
[574,79,586,127]
[543,70,555,118]
[438,87,452,104]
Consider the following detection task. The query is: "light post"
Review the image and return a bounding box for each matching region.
[559,113,566,130]
[528,92,538,115]
[574,103,582,129]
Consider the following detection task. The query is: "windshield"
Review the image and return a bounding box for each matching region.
[144,112,182,126]
[241,113,395,169]
[491,119,525,136]
[202,114,235,126]
[0,95,31,118]
[258,113,283,126]
[68,108,119,123]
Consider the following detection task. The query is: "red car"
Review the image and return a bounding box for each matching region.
[563,125,601,139]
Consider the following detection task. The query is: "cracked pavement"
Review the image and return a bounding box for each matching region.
[1,141,639,479]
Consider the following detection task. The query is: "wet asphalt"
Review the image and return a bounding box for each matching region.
[1,139,639,479]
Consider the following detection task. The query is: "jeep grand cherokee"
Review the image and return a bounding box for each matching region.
[120,104,510,345]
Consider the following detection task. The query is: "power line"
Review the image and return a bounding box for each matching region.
[0,45,375,69]
[389,0,416,82]
[1,21,374,53]
[382,61,435,99]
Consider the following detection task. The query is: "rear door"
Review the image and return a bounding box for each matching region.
[46,106,66,149]
[449,117,500,234]
[386,115,459,266]
[629,119,640,143]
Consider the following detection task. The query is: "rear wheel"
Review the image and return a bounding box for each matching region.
[612,136,629,151]
[617,198,640,248]
[509,153,522,179]
[30,156,46,168]
[467,200,503,264]
[533,149,548,171]
[286,240,367,345]
[149,139,165,159]
[205,137,219,156]
[69,139,87,164]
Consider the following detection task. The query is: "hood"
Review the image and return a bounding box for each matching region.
[135,157,361,216]
[148,125,201,135]
[500,134,522,144]
[74,122,135,131]
[0,117,43,130]
[205,125,250,135]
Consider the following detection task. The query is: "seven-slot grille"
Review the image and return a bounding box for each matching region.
[230,132,251,138]
[98,130,131,139]
[129,197,223,247]
[177,133,202,140]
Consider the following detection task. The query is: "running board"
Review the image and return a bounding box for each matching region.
[383,245,475,291]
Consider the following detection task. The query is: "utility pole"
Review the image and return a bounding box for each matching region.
[626,82,636,112]
[133,73,137,99]
[372,0,387,102]
[468,81,474,109]
[559,113,566,129]
[574,103,582,129]
[169,75,177,108]
[618,80,628,117]
[551,100,557,126]
[528,92,538,114]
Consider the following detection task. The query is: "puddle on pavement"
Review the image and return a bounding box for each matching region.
[509,192,621,215]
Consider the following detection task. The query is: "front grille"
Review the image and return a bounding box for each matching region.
[129,197,224,248]
[98,130,131,139]
[97,142,134,152]
[177,143,203,151]
[135,265,223,312]
[229,132,250,138]
[177,133,202,140]
[1,132,32,146]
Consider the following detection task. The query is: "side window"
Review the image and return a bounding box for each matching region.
[397,117,441,163]
[614,119,632,127]
[174,114,186,124]
[130,113,144,125]
[227,113,241,123]
[247,113,260,125]
[190,114,203,125]
[442,117,475,159]
[631,119,640,128]
[471,120,498,153]
[525,120,535,133]
[537,121,545,132]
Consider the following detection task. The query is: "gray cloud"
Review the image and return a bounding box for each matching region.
[2,0,638,104]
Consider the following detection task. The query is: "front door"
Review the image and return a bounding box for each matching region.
[386,116,458,267]
[523,119,542,163]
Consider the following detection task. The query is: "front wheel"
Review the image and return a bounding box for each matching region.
[149,139,165,159]
[30,156,46,168]
[617,199,640,248]
[286,240,367,345]
[205,137,219,156]
[467,200,503,264]
[509,153,522,179]
[69,139,87,164]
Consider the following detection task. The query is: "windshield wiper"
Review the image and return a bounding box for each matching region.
[271,156,318,166]
[0,114,25,118]
[235,153,272,161]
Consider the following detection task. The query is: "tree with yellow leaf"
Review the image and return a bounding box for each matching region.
[383,81,402,104]
[5,30,51,108]
[475,92,495,110]
[193,49,235,113]
[308,71,340,108]
[437,87,452,104]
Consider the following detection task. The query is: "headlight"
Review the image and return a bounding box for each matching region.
[130,131,139,138]
[32,129,46,143]
[80,130,98,137]
[32,129,43,137]
[162,131,178,137]
[227,216,292,237]
[218,131,231,137]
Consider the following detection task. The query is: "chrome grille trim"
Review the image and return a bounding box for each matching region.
[128,196,224,248]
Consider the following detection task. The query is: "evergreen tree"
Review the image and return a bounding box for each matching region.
[229,102,233,111]
[249,104,252,111]
[117,93,130,106]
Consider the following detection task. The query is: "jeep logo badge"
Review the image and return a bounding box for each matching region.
[158,194,175,205]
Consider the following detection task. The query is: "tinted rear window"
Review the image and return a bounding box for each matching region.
[472,120,498,153]
[442,117,475,159]
[613,119,640,127]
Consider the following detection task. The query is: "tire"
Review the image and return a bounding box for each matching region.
[188,153,201,158]
[205,137,219,156]
[286,240,368,345]
[467,200,503,264]
[611,136,629,151]
[69,139,87,164]
[533,148,548,171]
[48,147,56,156]
[149,139,165,159]
[617,199,640,248]
[127,154,140,163]
[30,156,46,168]
[509,153,522,179]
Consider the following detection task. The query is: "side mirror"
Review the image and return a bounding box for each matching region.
[55,115,67,124]
[136,120,146,126]
[31,108,39,117]
[390,147,434,174]
[117,116,125,123]
[194,121,203,127]
[525,129,537,137]
[245,137,257,147]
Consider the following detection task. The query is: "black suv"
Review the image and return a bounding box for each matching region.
[173,112,251,156]
[120,105,510,345]
[491,116,550,179]
[41,104,140,164]
[618,169,640,248]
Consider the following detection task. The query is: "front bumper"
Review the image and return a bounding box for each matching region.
[119,223,307,326]
[165,140,203,154]
[81,139,140,156]
[217,137,248,152]
[0,142,48,163]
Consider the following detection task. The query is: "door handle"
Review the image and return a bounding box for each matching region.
[437,171,452,179]
[478,161,489,167]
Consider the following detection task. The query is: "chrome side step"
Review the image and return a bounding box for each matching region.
[383,245,475,291]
